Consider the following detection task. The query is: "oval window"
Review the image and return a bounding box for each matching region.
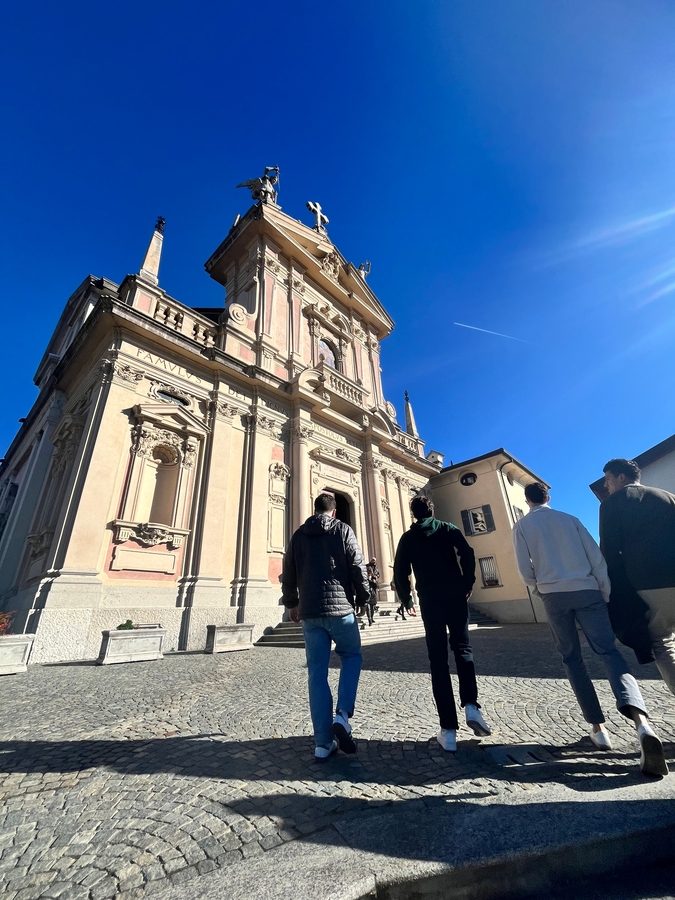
[460,472,477,487]
[156,390,189,407]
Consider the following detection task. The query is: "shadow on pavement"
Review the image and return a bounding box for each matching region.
[0,733,670,794]
[346,625,662,681]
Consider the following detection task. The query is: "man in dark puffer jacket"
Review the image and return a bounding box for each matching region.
[282,492,370,760]
[394,495,491,752]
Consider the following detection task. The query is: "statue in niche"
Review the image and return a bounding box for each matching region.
[236,167,280,204]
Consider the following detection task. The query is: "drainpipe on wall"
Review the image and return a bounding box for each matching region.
[498,459,538,623]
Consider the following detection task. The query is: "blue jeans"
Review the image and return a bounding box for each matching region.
[541,589,647,724]
[302,613,362,747]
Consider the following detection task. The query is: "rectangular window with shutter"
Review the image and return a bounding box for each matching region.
[461,505,496,536]
[479,556,500,587]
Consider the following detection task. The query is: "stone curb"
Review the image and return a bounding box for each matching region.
[156,779,675,900]
[366,822,675,900]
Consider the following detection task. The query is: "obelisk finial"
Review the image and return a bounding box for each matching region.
[404,391,419,438]
[138,216,165,285]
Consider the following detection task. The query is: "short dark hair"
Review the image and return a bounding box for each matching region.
[411,495,434,520]
[603,458,640,481]
[314,492,336,514]
[525,482,550,505]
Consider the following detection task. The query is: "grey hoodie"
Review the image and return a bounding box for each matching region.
[281,514,370,619]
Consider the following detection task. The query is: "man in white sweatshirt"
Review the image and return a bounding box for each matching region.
[513,482,667,777]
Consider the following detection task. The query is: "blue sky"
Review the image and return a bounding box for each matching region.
[2,0,675,534]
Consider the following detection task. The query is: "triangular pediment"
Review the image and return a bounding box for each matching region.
[205,202,394,336]
[132,402,209,436]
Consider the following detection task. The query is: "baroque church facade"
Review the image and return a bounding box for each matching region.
[0,176,442,663]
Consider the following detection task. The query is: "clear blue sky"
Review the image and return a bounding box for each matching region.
[2,0,675,535]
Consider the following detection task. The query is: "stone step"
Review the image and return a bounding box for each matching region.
[255,604,497,649]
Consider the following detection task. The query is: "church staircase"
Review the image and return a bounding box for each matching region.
[254,603,498,649]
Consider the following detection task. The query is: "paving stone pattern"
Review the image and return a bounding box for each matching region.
[1,624,675,900]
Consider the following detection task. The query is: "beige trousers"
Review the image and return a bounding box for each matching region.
[638,587,675,696]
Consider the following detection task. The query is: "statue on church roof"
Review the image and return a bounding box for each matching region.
[236,166,280,204]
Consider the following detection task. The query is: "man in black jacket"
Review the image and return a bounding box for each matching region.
[600,458,675,698]
[282,492,370,759]
[394,495,491,752]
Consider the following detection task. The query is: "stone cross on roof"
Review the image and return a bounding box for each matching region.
[306,201,329,234]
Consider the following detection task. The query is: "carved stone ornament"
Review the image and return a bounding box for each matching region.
[321,250,341,281]
[381,497,390,512]
[131,424,197,468]
[385,401,397,419]
[247,413,283,439]
[101,358,145,385]
[68,386,94,418]
[292,276,306,295]
[269,462,291,481]
[266,257,282,276]
[113,520,188,549]
[51,423,84,479]
[291,424,314,442]
[26,529,54,559]
[211,398,240,419]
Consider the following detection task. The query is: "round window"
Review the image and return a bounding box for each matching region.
[460,472,477,487]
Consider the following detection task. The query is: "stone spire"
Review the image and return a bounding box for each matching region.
[138,217,165,285]
[404,391,419,438]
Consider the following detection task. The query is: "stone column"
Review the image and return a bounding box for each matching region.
[290,418,313,532]
[364,450,390,600]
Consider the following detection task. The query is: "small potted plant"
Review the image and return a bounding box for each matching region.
[96,619,166,665]
[0,612,36,676]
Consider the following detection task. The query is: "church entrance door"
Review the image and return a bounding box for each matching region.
[321,486,352,528]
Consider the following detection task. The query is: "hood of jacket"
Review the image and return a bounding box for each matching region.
[409,517,443,537]
[300,514,340,536]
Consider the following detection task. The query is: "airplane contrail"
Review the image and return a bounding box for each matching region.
[454,322,528,343]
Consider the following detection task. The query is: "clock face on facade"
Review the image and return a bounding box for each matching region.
[460,472,477,486]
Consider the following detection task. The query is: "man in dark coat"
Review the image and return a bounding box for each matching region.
[282,492,370,759]
[394,495,491,752]
[600,458,675,698]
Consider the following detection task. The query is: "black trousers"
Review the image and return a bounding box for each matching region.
[421,597,478,730]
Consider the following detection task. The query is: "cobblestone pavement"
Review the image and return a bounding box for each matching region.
[1,624,675,900]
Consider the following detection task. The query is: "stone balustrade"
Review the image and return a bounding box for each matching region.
[151,299,215,347]
[322,367,365,406]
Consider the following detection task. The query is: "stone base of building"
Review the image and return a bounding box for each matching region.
[8,576,285,664]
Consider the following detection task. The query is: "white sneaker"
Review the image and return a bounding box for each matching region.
[332,711,356,754]
[589,728,612,750]
[465,704,491,736]
[314,739,338,760]
[436,729,457,752]
[638,724,668,777]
